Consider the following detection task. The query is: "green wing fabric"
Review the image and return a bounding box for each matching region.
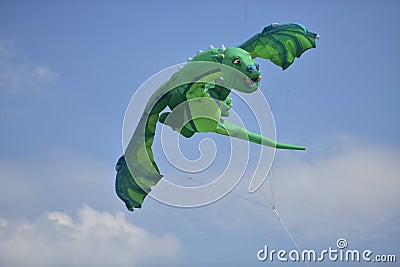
[238,23,319,70]
[115,90,171,211]
[115,155,147,211]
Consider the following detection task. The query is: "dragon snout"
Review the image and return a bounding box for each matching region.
[246,63,260,73]
[245,64,261,83]
[247,65,255,72]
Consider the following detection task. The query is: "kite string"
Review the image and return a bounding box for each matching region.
[160,133,308,267]
[257,173,310,267]
[186,176,270,209]
[272,207,310,267]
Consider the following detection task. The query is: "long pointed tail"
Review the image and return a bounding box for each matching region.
[275,142,305,150]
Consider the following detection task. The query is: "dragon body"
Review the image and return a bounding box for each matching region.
[116,23,319,211]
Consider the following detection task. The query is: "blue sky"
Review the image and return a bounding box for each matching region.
[0,0,399,266]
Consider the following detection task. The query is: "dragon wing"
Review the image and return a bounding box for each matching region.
[238,23,319,70]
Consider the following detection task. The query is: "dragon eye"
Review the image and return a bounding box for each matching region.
[233,57,241,64]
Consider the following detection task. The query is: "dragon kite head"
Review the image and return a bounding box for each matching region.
[189,46,262,93]
[186,22,319,93]
[216,47,262,93]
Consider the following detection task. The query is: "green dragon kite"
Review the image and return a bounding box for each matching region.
[116,23,319,211]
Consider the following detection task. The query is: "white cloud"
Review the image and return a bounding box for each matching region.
[0,39,58,94]
[0,134,398,260]
[0,150,186,265]
[0,149,133,218]
[0,204,182,267]
[257,135,400,241]
[183,135,400,245]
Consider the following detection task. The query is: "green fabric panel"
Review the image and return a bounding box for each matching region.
[115,156,147,210]
[238,23,318,70]
[116,91,170,211]
[214,120,305,150]
[207,84,231,101]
